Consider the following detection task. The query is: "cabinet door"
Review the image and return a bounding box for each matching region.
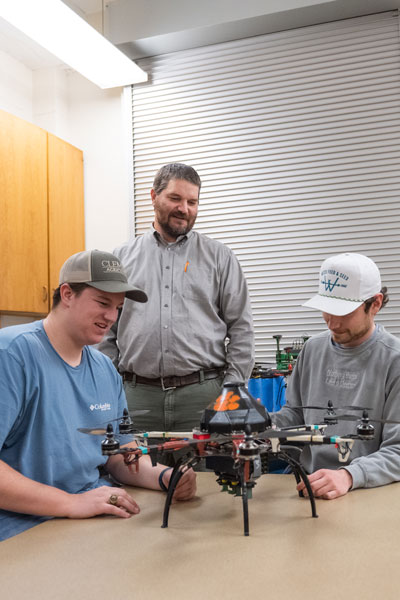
[47,134,85,301]
[0,110,48,314]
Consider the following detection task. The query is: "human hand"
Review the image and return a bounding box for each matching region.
[65,486,140,519]
[163,467,197,501]
[296,468,353,500]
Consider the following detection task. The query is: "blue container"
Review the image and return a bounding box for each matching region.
[247,376,286,412]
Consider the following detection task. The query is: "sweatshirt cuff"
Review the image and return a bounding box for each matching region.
[342,463,365,489]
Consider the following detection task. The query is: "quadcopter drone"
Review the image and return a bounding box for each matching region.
[79,382,391,536]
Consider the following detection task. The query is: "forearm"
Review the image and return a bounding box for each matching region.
[220,254,255,383]
[106,454,167,491]
[106,453,197,501]
[0,459,141,520]
[0,460,72,517]
[271,405,305,428]
[346,444,400,489]
[223,313,255,382]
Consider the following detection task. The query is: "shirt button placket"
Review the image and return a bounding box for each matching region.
[161,248,174,374]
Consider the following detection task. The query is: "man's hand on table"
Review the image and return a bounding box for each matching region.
[296,468,353,500]
[163,467,197,501]
[65,486,140,519]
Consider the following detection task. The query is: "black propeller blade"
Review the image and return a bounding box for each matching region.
[78,409,149,436]
[299,405,373,412]
[331,414,400,425]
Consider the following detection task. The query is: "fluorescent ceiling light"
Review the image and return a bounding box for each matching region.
[0,0,148,88]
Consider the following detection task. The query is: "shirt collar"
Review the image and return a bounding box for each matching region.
[150,223,193,246]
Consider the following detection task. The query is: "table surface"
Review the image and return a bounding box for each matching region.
[1,473,400,600]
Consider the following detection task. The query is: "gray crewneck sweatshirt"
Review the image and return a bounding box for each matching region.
[272,325,400,489]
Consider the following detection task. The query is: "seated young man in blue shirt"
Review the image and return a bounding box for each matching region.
[0,249,196,540]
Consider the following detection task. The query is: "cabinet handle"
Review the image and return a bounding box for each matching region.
[42,286,48,302]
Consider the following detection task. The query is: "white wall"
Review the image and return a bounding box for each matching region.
[0,51,133,327]
[66,73,132,251]
[0,49,33,121]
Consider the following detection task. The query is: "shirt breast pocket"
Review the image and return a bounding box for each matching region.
[182,267,213,302]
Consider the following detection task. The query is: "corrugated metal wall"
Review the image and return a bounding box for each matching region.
[131,11,400,362]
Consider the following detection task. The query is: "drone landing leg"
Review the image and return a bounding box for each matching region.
[161,458,198,529]
[242,484,250,537]
[239,467,250,537]
[279,451,318,519]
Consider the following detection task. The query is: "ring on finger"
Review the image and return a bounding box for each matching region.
[108,494,119,506]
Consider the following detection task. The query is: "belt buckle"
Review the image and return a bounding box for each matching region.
[161,376,176,391]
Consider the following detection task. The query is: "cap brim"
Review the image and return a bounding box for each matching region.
[88,281,148,303]
[302,294,363,316]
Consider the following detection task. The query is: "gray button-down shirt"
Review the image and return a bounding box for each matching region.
[98,227,255,382]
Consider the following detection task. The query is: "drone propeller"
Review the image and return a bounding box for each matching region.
[329,413,400,425]
[257,427,317,440]
[78,427,117,436]
[302,405,373,412]
[104,409,149,423]
[78,408,149,436]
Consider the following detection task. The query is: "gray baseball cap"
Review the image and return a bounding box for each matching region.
[59,250,147,303]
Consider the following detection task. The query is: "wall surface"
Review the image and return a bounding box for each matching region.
[0,52,133,326]
[0,50,33,121]
[65,73,132,251]
[2,0,400,327]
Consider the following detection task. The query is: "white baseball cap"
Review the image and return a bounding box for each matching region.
[303,253,382,316]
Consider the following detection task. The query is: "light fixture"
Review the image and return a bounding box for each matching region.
[0,0,148,89]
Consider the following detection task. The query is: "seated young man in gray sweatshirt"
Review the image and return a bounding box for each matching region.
[273,252,400,500]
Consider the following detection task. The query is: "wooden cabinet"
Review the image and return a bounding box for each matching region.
[47,134,85,299]
[0,110,85,315]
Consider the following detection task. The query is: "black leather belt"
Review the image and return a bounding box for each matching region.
[122,368,224,389]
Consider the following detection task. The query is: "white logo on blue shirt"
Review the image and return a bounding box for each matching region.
[89,403,111,411]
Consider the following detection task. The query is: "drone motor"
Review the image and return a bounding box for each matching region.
[356,410,375,440]
[101,424,120,455]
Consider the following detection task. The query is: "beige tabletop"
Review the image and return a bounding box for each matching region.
[1,473,400,600]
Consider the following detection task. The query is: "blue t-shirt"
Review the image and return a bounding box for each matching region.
[0,320,127,541]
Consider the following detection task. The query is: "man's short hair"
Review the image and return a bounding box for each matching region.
[153,163,201,194]
[364,287,389,313]
[52,282,89,309]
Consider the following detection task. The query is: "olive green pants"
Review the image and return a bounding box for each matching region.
[123,375,224,432]
[124,375,224,468]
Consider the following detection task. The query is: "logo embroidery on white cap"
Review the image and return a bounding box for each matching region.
[320,268,349,294]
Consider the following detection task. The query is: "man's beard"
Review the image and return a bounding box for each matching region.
[159,215,195,239]
[331,323,372,346]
